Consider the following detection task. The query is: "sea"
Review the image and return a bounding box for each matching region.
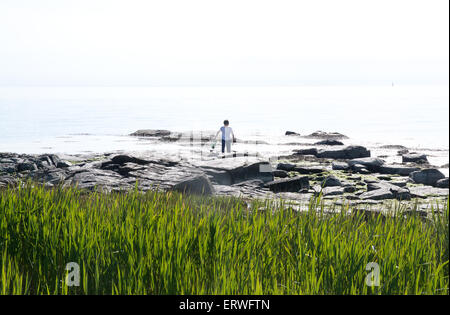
[0,85,448,174]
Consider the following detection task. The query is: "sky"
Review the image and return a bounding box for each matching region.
[0,0,448,86]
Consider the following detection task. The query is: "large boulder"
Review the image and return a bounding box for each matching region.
[317,146,371,159]
[402,153,428,164]
[322,175,342,187]
[410,169,446,186]
[264,176,309,193]
[171,175,215,195]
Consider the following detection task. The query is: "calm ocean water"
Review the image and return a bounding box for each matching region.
[0,85,448,156]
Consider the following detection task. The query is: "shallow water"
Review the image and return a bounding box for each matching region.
[0,85,448,173]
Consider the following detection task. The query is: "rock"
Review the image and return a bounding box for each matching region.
[228,162,273,184]
[17,161,38,172]
[199,160,273,185]
[117,163,147,176]
[409,186,449,198]
[435,178,449,188]
[322,186,345,196]
[348,158,384,172]
[379,165,420,176]
[0,175,18,187]
[0,163,16,174]
[293,148,318,156]
[303,131,349,140]
[322,175,342,187]
[343,185,357,193]
[332,162,350,170]
[366,181,411,200]
[57,161,72,168]
[285,131,300,136]
[351,164,370,174]
[130,129,172,137]
[360,189,395,200]
[317,146,371,159]
[276,163,296,172]
[109,155,152,166]
[272,170,289,178]
[314,139,344,146]
[172,175,215,195]
[410,169,445,186]
[402,153,428,164]
[293,166,325,174]
[264,176,309,193]
[204,169,233,185]
[379,145,408,150]
[397,149,409,156]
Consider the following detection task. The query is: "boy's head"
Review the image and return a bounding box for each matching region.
[223,120,229,126]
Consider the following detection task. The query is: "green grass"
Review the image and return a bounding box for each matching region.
[0,182,448,295]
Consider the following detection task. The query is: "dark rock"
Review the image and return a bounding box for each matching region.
[410,169,445,186]
[110,155,151,166]
[332,162,349,171]
[316,146,370,159]
[204,169,233,185]
[17,161,38,172]
[276,163,296,172]
[303,131,349,140]
[172,175,215,195]
[272,170,289,178]
[130,129,172,137]
[0,163,16,174]
[57,161,72,168]
[228,162,273,184]
[285,131,300,136]
[351,164,370,174]
[314,139,344,146]
[367,181,411,200]
[348,158,384,172]
[379,165,420,176]
[265,176,309,193]
[117,163,146,176]
[436,178,449,188]
[322,186,345,196]
[402,153,428,164]
[293,166,325,174]
[343,185,357,193]
[379,145,408,150]
[293,148,318,156]
[0,175,18,187]
[322,175,342,187]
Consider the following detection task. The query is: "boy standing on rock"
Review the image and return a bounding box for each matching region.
[215,120,236,154]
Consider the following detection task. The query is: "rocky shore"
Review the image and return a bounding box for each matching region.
[1,129,448,211]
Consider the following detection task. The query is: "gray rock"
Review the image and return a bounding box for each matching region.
[360,189,395,200]
[379,165,420,176]
[17,161,38,172]
[366,181,411,200]
[409,186,449,198]
[410,169,445,186]
[276,163,296,172]
[332,162,349,171]
[285,131,300,136]
[348,157,384,172]
[57,161,72,168]
[293,166,325,174]
[402,153,428,164]
[0,163,16,174]
[109,155,152,166]
[293,148,319,156]
[172,175,215,195]
[351,164,370,174]
[264,176,309,193]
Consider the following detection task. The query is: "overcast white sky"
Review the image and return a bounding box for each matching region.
[0,0,448,86]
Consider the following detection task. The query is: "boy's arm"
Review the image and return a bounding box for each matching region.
[231,129,236,142]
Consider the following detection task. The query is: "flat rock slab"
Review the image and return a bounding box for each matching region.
[409,186,449,198]
[265,176,309,193]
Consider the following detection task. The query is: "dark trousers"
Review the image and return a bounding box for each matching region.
[221,140,226,153]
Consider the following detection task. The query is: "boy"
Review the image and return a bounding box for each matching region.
[215,120,235,153]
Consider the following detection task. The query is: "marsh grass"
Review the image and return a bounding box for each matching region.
[0,182,448,294]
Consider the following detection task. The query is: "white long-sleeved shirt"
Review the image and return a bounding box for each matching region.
[217,126,234,141]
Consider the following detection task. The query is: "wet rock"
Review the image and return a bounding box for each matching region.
[348,158,384,172]
[435,178,449,188]
[402,153,428,164]
[314,139,344,146]
[171,175,215,195]
[265,176,309,193]
[410,169,445,186]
